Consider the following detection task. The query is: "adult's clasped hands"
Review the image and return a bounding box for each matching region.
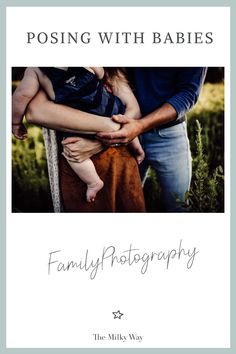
[62,115,144,163]
[96,114,143,146]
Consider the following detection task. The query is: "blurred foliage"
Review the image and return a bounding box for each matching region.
[12,80,224,212]
[187,82,224,170]
[12,124,53,212]
[188,120,224,212]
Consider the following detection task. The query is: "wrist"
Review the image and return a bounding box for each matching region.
[137,119,146,134]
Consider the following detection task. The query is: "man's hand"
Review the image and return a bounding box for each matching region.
[62,136,104,163]
[96,115,144,145]
[12,123,27,140]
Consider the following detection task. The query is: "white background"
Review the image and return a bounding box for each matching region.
[6,7,230,348]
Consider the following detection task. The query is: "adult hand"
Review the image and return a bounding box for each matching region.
[96,115,144,145]
[62,136,104,163]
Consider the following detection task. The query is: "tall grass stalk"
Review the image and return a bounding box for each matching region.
[189,120,224,212]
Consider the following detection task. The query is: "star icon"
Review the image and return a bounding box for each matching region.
[112,310,124,319]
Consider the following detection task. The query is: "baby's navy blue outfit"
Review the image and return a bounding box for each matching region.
[39,67,125,137]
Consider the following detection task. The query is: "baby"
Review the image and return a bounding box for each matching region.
[12,67,144,202]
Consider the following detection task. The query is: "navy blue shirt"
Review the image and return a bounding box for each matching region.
[127,67,207,120]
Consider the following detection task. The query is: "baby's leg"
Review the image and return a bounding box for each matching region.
[67,158,104,203]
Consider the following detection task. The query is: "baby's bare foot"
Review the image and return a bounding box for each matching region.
[86,179,104,202]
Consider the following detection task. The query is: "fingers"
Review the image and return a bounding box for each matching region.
[62,136,81,145]
[63,145,78,157]
[136,155,145,164]
[63,144,78,152]
[62,152,83,163]
[112,115,130,124]
[63,150,81,161]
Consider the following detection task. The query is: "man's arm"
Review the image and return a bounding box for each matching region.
[97,102,177,145]
[166,67,207,120]
[97,67,207,145]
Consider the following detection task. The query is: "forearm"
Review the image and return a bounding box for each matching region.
[26,91,120,133]
[138,103,177,133]
[112,78,141,120]
[123,89,141,120]
[124,104,141,120]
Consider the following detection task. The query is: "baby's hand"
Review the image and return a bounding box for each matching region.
[131,143,145,165]
[12,123,27,140]
[134,146,145,165]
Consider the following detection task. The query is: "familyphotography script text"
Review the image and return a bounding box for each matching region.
[47,240,199,280]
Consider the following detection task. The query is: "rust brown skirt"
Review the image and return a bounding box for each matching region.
[59,146,146,212]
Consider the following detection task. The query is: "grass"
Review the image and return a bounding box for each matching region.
[12,125,53,212]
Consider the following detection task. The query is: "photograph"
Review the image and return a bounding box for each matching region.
[5,4,231,350]
[12,67,224,213]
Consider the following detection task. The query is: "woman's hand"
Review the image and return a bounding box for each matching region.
[97,115,144,145]
[62,136,104,162]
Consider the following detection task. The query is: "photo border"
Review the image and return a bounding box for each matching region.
[0,0,234,353]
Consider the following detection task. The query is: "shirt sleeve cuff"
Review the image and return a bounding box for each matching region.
[167,97,190,120]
